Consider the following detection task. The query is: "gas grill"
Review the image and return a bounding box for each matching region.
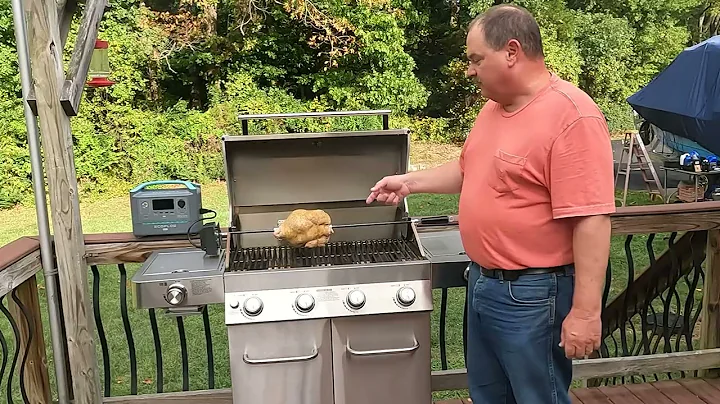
[131,110,469,404]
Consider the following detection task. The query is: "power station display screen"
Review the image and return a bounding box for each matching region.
[152,198,174,211]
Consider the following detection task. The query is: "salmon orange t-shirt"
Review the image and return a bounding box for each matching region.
[458,73,616,270]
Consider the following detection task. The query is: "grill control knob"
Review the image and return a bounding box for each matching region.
[396,287,416,307]
[295,294,315,313]
[346,290,366,309]
[229,299,240,309]
[243,297,263,316]
[165,283,186,306]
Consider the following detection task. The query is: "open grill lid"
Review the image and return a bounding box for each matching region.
[221,128,411,246]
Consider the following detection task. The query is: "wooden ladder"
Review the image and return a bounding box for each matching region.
[615,131,665,206]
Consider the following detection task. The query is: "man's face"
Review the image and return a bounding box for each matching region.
[465,27,511,102]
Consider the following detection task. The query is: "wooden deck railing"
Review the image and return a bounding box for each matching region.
[1,202,720,403]
[0,237,51,403]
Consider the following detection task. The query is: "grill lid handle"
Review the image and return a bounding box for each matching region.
[238,110,391,135]
[414,215,458,226]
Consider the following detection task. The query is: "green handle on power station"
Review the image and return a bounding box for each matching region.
[130,180,197,193]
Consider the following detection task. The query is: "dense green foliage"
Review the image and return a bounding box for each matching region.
[0,0,718,208]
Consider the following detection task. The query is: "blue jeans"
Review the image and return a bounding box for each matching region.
[466,262,575,404]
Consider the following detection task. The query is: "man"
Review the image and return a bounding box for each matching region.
[365,4,615,404]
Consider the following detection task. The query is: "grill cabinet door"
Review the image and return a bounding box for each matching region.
[228,318,334,404]
[331,312,432,404]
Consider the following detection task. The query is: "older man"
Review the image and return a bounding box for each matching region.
[366,4,615,404]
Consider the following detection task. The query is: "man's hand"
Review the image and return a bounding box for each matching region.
[366,175,411,205]
[559,308,601,359]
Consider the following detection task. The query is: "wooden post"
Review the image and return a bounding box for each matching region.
[700,229,720,378]
[9,275,52,404]
[24,0,102,400]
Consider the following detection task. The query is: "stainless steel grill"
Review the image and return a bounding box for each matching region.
[219,115,434,404]
[228,238,423,271]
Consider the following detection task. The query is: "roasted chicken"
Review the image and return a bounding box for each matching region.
[273,209,334,248]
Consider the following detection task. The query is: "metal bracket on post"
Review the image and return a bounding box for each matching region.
[26,86,38,116]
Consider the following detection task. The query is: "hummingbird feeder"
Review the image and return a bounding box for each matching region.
[86,39,114,88]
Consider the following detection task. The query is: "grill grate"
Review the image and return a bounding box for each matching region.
[229,239,423,271]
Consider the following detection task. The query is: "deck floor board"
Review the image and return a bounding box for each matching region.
[434,377,720,404]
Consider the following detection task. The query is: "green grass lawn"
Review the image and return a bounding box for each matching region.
[0,183,686,402]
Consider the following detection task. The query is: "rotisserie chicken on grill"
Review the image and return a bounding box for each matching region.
[273,209,334,248]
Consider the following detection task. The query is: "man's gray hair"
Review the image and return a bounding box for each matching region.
[469,4,544,59]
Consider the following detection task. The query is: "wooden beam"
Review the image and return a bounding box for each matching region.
[0,250,42,298]
[430,348,720,391]
[104,389,233,404]
[0,237,40,272]
[9,275,52,404]
[700,229,720,377]
[24,0,78,116]
[59,0,78,49]
[60,0,108,116]
[573,348,720,380]
[85,239,197,265]
[25,0,102,400]
[431,368,467,392]
[77,207,720,265]
[611,210,720,235]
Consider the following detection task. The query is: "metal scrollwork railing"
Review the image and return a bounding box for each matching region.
[89,263,219,397]
[594,231,706,386]
[0,295,21,404]
[0,287,44,404]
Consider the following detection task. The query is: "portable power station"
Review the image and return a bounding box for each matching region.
[130,180,202,237]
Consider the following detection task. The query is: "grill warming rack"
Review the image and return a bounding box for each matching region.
[226,217,455,236]
[228,238,424,271]
[226,221,408,237]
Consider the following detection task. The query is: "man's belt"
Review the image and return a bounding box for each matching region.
[480,264,573,281]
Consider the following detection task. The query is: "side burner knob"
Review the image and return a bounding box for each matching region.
[396,287,416,307]
[243,297,264,316]
[295,294,315,313]
[346,290,366,310]
[166,283,187,306]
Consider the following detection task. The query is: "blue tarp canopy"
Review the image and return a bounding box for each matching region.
[627,35,720,156]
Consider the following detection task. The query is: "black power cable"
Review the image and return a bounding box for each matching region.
[186,208,217,249]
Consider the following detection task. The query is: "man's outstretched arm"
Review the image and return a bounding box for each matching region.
[404,160,464,195]
[366,160,464,205]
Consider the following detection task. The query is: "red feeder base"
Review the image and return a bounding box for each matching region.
[87,77,115,87]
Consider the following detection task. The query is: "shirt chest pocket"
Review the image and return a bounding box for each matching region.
[489,149,528,194]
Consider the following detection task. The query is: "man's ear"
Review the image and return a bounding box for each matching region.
[506,39,520,66]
